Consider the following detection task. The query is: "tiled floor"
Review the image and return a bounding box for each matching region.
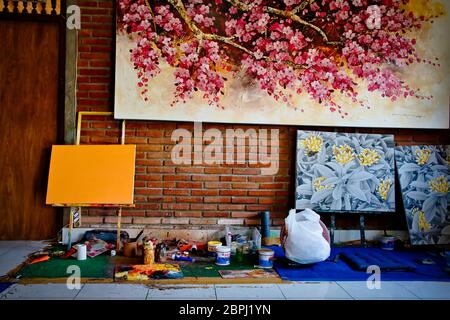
[1,281,449,300]
[215,284,285,300]
[337,281,419,300]
[147,284,216,300]
[1,241,449,300]
[278,282,352,300]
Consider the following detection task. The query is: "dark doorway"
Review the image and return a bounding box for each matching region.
[0,19,63,239]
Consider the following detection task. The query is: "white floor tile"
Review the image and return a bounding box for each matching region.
[278,282,353,300]
[75,284,149,300]
[21,241,49,252]
[215,284,285,300]
[397,282,450,299]
[0,284,81,300]
[0,242,48,277]
[0,261,27,277]
[0,241,28,248]
[147,285,216,300]
[0,253,32,277]
[0,247,13,256]
[337,281,419,300]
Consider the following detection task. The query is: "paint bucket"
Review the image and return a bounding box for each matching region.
[258,249,274,268]
[76,244,87,260]
[207,241,222,257]
[124,241,137,257]
[216,246,231,266]
[380,236,396,250]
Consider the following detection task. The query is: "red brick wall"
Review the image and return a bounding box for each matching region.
[76,0,449,231]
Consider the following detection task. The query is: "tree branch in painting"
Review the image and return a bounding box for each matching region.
[117,0,441,117]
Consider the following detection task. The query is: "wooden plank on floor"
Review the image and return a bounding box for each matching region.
[17,276,283,285]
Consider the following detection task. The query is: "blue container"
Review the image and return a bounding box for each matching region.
[259,211,271,239]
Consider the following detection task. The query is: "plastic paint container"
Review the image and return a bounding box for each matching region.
[216,246,231,266]
[381,236,396,250]
[207,241,222,257]
[258,249,274,268]
[76,244,87,260]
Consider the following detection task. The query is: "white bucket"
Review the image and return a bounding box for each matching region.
[76,244,87,260]
[258,249,274,268]
[216,246,231,266]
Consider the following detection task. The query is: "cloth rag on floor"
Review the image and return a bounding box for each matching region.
[284,208,330,264]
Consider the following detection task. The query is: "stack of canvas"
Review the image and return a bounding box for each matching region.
[295,130,449,245]
[396,146,450,245]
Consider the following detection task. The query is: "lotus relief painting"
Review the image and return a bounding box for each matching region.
[295,131,396,212]
[395,145,450,245]
[115,0,449,128]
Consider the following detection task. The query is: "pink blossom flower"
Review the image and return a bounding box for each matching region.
[366,5,382,30]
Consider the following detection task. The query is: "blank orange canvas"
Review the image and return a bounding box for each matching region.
[46,145,136,206]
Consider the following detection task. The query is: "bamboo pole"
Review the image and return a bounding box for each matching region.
[121,120,126,145]
[116,207,122,252]
[67,209,74,250]
[75,111,113,145]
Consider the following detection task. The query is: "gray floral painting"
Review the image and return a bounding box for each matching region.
[395,145,450,245]
[295,131,395,212]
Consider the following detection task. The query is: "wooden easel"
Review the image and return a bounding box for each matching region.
[47,112,135,252]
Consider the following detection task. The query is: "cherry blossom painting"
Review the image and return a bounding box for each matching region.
[395,145,449,245]
[295,130,396,212]
[114,0,450,128]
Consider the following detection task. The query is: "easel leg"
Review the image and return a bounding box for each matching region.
[359,214,366,247]
[116,207,122,252]
[67,209,74,251]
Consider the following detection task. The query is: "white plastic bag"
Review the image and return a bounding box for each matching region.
[284,208,330,264]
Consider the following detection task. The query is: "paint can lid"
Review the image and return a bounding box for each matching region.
[258,249,274,255]
[216,246,230,253]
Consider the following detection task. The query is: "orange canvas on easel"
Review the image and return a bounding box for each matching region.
[46,145,136,206]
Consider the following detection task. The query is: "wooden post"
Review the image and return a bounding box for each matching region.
[330,214,335,246]
[121,120,126,145]
[116,207,122,252]
[359,214,366,247]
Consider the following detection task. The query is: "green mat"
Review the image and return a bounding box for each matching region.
[17,248,259,279]
[181,254,259,277]
[17,255,114,279]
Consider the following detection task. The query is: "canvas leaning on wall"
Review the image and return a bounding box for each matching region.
[295,131,396,213]
[395,145,450,245]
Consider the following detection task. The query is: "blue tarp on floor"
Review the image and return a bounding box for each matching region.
[271,246,450,281]
[0,282,13,294]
